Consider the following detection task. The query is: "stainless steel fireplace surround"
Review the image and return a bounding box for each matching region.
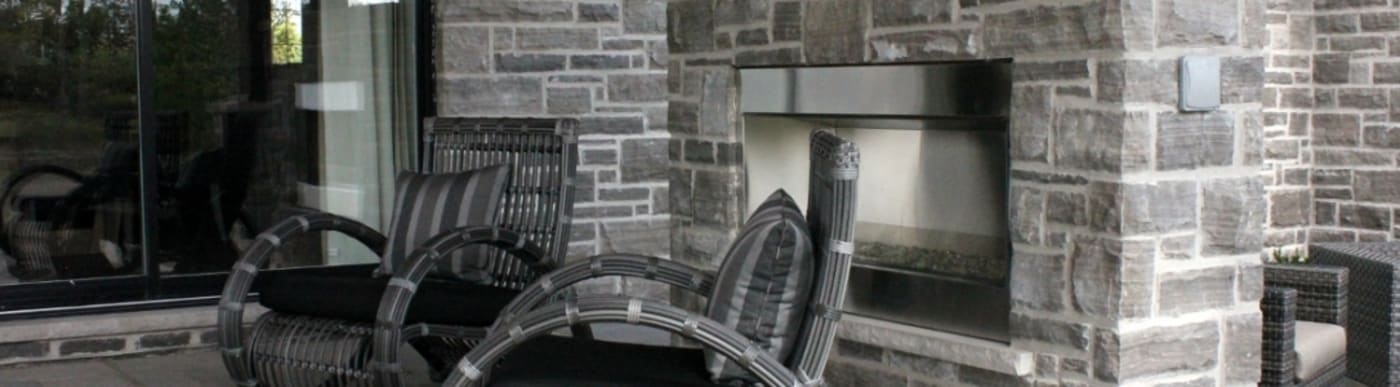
[740,61,1013,342]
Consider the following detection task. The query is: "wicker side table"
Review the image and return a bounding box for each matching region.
[1310,242,1400,387]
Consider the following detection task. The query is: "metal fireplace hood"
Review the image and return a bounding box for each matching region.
[739,61,1012,130]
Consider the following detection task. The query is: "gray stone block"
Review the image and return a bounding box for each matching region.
[547,88,592,115]
[1046,191,1087,226]
[439,26,491,74]
[1270,189,1311,227]
[1157,111,1234,170]
[773,1,802,42]
[1376,62,1400,84]
[1011,252,1067,312]
[668,0,714,53]
[1113,320,1220,382]
[0,341,47,361]
[1363,125,1400,148]
[599,218,670,256]
[608,74,667,102]
[1013,60,1091,82]
[735,28,769,46]
[1120,180,1198,235]
[137,332,191,349]
[1356,170,1400,202]
[1340,203,1392,230]
[1223,312,1262,384]
[579,3,621,22]
[1071,236,1154,318]
[58,338,125,356]
[1010,313,1091,350]
[495,53,566,73]
[624,0,667,34]
[803,0,866,64]
[868,29,976,62]
[580,116,645,135]
[1098,59,1176,104]
[1054,110,1151,173]
[1157,266,1236,315]
[517,27,600,50]
[1317,14,1361,33]
[1156,0,1239,46]
[1361,12,1400,31]
[571,54,632,70]
[621,138,669,183]
[983,3,1114,56]
[1010,186,1045,244]
[734,47,804,66]
[439,0,574,22]
[884,350,959,382]
[1202,177,1265,255]
[440,77,543,115]
[872,0,953,27]
[959,365,1033,387]
[1314,53,1351,84]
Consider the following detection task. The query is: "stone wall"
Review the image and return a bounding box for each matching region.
[667,0,1265,386]
[433,0,671,268]
[1263,1,1400,248]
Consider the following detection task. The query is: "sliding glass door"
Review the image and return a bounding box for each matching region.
[0,0,420,313]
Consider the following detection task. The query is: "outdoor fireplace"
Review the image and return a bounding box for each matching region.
[739,61,1013,341]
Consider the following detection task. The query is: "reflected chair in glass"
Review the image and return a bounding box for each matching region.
[216,117,579,386]
[1261,263,1349,387]
[0,112,187,279]
[395,130,859,387]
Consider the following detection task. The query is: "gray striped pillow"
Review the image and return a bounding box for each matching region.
[705,189,814,382]
[380,165,511,283]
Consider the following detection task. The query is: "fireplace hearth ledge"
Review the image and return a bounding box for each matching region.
[837,314,1034,376]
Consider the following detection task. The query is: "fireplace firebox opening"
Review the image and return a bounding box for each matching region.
[739,61,1013,342]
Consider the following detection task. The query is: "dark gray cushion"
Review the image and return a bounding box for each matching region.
[380,166,511,282]
[704,189,814,382]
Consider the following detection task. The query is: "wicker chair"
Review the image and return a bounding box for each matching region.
[1262,263,1348,387]
[1309,242,1400,386]
[216,117,578,386]
[386,130,860,387]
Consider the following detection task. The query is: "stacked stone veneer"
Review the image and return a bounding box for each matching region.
[1262,0,1400,249]
[433,0,671,274]
[666,0,1266,386]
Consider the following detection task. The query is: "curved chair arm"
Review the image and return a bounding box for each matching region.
[494,254,716,328]
[0,165,85,208]
[217,212,389,386]
[0,165,85,255]
[443,296,800,387]
[370,226,550,387]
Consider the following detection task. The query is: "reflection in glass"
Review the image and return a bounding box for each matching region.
[153,0,415,275]
[0,0,141,283]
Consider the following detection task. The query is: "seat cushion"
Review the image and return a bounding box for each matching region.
[489,336,718,387]
[704,189,814,382]
[381,166,512,282]
[1295,321,1347,382]
[256,267,519,326]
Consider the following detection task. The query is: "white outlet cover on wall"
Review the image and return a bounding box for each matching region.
[1180,56,1221,112]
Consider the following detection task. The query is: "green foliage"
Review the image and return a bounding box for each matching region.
[1270,248,1309,264]
[272,3,302,64]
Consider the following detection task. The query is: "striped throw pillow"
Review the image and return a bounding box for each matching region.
[380,165,511,283]
[705,189,815,382]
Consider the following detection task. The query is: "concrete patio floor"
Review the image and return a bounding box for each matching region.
[0,348,438,387]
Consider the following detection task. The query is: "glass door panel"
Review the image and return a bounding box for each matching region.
[0,0,144,286]
[152,0,415,276]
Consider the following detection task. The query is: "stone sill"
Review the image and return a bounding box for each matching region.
[0,304,266,344]
[837,314,1035,377]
